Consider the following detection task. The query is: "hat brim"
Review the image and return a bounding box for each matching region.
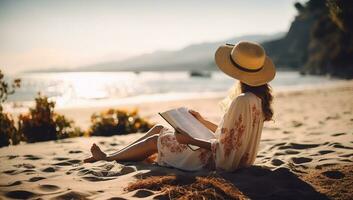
[215,44,276,86]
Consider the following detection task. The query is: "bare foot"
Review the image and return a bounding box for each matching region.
[90,143,107,161]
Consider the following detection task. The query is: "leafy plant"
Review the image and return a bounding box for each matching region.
[0,70,21,147]
[0,71,21,104]
[89,108,154,136]
[55,114,84,139]
[18,94,83,143]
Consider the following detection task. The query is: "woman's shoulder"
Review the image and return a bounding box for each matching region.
[228,93,249,108]
[228,93,258,109]
[233,92,256,103]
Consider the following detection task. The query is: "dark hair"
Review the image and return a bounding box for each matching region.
[239,82,274,121]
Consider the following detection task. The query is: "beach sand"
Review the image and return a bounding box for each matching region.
[0,81,352,199]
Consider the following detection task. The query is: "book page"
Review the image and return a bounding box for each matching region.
[160,107,215,141]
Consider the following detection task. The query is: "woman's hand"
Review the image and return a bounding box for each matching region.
[175,128,194,145]
[189,109,204,122]
[175,128,212,150]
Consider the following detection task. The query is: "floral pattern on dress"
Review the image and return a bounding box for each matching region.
[251,104,261,128]
[157,93,265,172]
[239,152,249,167]
[160,134,188,153]
[219,114,245,158]
[198,149,211,165]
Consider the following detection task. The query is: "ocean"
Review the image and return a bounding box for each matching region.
[5,71,338,108]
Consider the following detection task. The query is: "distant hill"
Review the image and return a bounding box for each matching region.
[78,33,284,72]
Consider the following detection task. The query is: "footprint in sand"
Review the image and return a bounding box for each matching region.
[52,191,88,200]
[331,132,346,137]
[325,115,340,121]
[269,142,286,150]
[28,176,46,182]
[69,150,83,154]
[274,149,300,156]
[291,157,313,164]
[318,150,335,155]
[54,159,81,166]
[5,190,36,199]
[7,155,19,160]
[2,169,17,175]
[13,163,35,169]
[132,189,154,198]
[278,143,320,150]
[38,184,61,192]
[330,143,353,150]
[339,159,352,163]
[23,154,42,160]
[23,169,37,174]
[53,157,70,161]
[271,159,284,166]
[0,181,22,187]
[107,197,128,200]
[291,120,303,127]
[318,158,331,162]
[322,170,345,179]
[42,167,56,173]
[82,176,114,182]
[339,153,353,158]
[285,150,300,154]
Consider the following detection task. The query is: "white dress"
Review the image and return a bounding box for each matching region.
[156,92,264,171]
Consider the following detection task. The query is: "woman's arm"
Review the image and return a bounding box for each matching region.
[175,128,212,150]
[189,110,218,132]
[200,118,218,133]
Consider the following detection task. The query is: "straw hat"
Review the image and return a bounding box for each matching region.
[215,41,276,86]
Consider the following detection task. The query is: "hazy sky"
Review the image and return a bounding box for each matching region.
[0,0,300,74]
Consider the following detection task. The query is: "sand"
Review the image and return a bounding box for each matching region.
[0,81,352,199]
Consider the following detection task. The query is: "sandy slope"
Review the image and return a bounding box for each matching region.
[0,81,352,199]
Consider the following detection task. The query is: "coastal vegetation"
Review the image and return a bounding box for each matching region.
[89,108,154,137]
[18,94,84,143]
[0,70,154,147]
[0,70,21,147]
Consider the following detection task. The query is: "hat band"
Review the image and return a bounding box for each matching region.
[229,55,263,73]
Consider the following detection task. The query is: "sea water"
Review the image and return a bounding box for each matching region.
[5,71,338,108]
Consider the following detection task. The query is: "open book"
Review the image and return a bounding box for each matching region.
[159,107,216,150]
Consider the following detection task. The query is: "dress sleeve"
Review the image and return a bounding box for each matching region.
[209,95,250,171]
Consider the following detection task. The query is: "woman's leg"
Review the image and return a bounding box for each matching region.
[91,134,159,162]
[83,125,163,163]
[112,124,163,155]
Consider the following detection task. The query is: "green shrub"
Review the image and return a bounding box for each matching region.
[0,70,21,147]
[89,108,154,136]
[18,94,83,143]
[55,114,84,139]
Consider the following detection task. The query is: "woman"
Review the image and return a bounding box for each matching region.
[84,41,276,172]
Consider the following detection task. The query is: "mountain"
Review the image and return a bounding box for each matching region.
[78,33,284,72]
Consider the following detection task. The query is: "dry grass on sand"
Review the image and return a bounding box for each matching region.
[126,175,246,200]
